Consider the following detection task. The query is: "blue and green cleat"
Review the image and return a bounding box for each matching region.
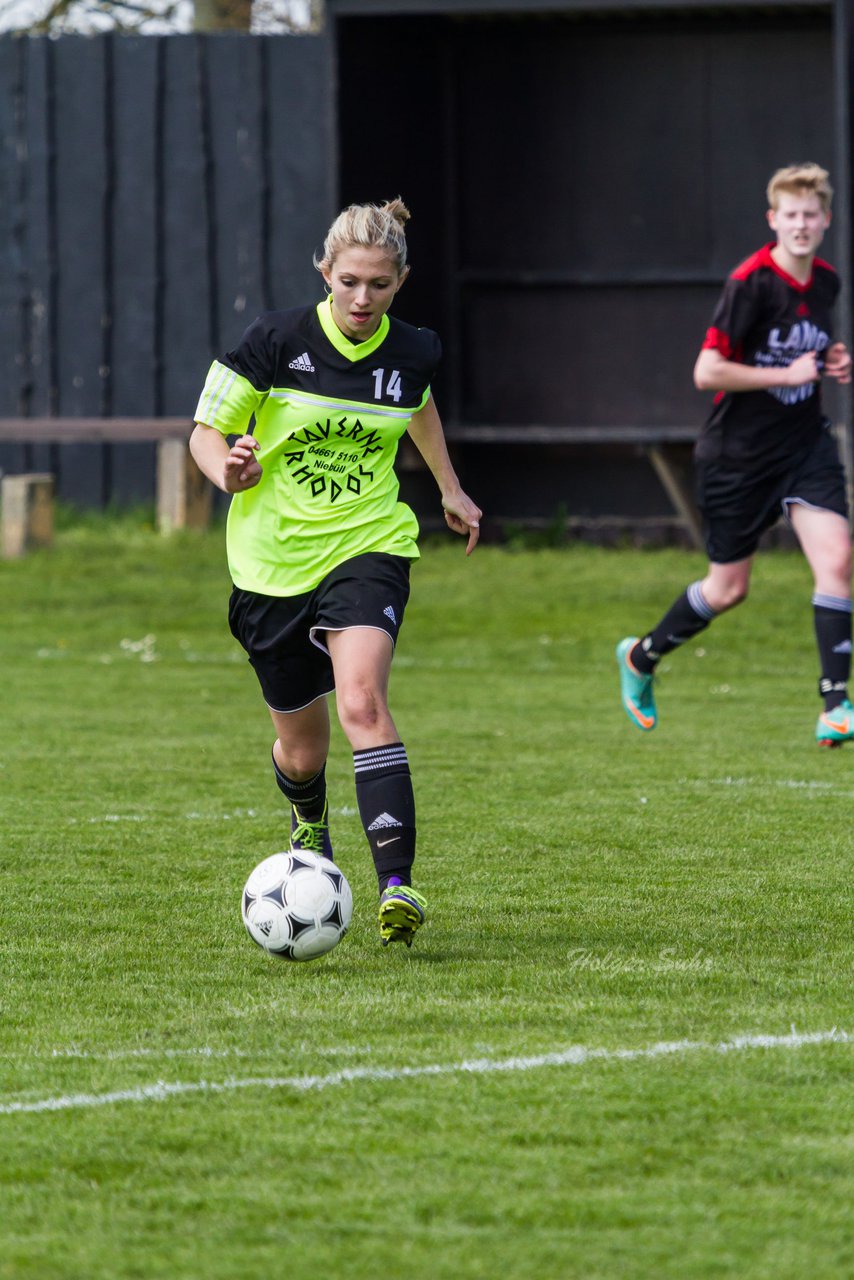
[816,699,854,748]
[378,881,427,948]
[616,637,657,731]
[290,801,334,859]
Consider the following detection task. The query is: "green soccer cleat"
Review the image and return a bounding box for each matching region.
[378,883,427,948]
[616,636,657,731]
[816,699,854,748]
[290,801,334,859]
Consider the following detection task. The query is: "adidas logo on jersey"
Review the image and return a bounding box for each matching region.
[367,811,402,831]
[288,352,315,372]
[383,605,397,624]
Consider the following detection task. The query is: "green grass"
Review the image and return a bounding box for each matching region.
[1,519,852,1279]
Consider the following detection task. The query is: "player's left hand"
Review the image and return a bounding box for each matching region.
[823,342,852,384]
[443,490,482,555]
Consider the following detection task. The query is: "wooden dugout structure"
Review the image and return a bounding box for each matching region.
[2,1,854,544]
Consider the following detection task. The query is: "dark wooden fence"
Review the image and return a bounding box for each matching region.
[0,31,333,506]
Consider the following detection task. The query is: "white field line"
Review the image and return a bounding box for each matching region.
[19,1045,362,1062]
[66,804,359,826]
[0,1027,848,1117]
[683,776,854,795]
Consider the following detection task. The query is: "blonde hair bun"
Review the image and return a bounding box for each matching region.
[315,198,411,274]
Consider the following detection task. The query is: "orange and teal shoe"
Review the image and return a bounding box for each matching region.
[616,637,657,732]
[378,881,427,948]
[816,699,854,748]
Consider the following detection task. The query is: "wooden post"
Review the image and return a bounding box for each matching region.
[646,444,704,550]
[2,473,55,559]
[156,439,212,533]
[834,0,854,522]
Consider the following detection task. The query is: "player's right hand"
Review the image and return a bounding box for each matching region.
[223,435,262,492]
[784,351,822,386]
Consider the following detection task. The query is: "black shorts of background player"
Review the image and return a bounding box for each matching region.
[617,163,854,747]
[190,199,482,945]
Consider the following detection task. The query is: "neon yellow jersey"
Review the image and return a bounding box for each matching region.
[194,298,440,596]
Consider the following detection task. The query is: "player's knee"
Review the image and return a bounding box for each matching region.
[810,550,851,597]
[336,683,386,734]
[827,547,852,587]
[276,743,326,780]
[712,580,749,611]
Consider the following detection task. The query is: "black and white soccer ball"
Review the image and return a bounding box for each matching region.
[241,851,353,961]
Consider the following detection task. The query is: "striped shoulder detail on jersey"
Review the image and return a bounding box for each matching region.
[730,245,771,281]
[195,361,238,425]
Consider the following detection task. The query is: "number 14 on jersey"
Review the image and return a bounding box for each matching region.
[372,368,402,402]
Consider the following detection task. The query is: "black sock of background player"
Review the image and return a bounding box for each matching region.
[813,594,852,710]
[353,743,415,893]
[631,581,718,673]
[271,751,327,822]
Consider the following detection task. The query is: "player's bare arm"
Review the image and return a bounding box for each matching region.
[694,346,824,393]
[407,394,482,554]
[190,423,262,493]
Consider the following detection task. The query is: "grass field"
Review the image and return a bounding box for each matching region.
[1,516,852,1279]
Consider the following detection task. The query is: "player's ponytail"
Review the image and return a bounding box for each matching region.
[314,198,411,276]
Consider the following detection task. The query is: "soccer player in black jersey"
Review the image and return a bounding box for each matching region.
[190,199,482,946]
[617,163,854,746]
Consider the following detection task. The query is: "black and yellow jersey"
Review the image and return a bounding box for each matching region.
[195,297,441,595]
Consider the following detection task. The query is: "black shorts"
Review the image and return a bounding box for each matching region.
[695,427,848,564]
[228,553,412,713]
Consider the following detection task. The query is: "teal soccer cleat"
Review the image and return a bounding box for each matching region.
[616,637,657,731]
[290,801,334,859]
[378,882,427,948]
[816,699,854,748]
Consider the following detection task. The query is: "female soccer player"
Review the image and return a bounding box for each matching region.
[190,198,481,946]
[617,163,854,746]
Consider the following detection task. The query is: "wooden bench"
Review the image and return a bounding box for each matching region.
[1,417,705,554]
[0,417,205,556]
[1,472,55,559]
[6,416,849,555]
[440,423,704,548]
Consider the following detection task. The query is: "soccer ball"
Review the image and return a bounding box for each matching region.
[241,851,353,961]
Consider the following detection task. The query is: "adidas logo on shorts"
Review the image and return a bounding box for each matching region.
[383,605,397,624]
[288,351,315,372]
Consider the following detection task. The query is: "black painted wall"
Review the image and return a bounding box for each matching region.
[337,9,838,525]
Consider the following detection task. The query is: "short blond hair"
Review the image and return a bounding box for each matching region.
[767,163,833,213]
[314,198,411,275]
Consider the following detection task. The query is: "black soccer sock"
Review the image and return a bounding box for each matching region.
[632,581,718,673]
[353,742,416,893]
[813,593,852,710]
[271,751,327,822]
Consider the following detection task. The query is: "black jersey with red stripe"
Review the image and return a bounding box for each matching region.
[695,242,839,469]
